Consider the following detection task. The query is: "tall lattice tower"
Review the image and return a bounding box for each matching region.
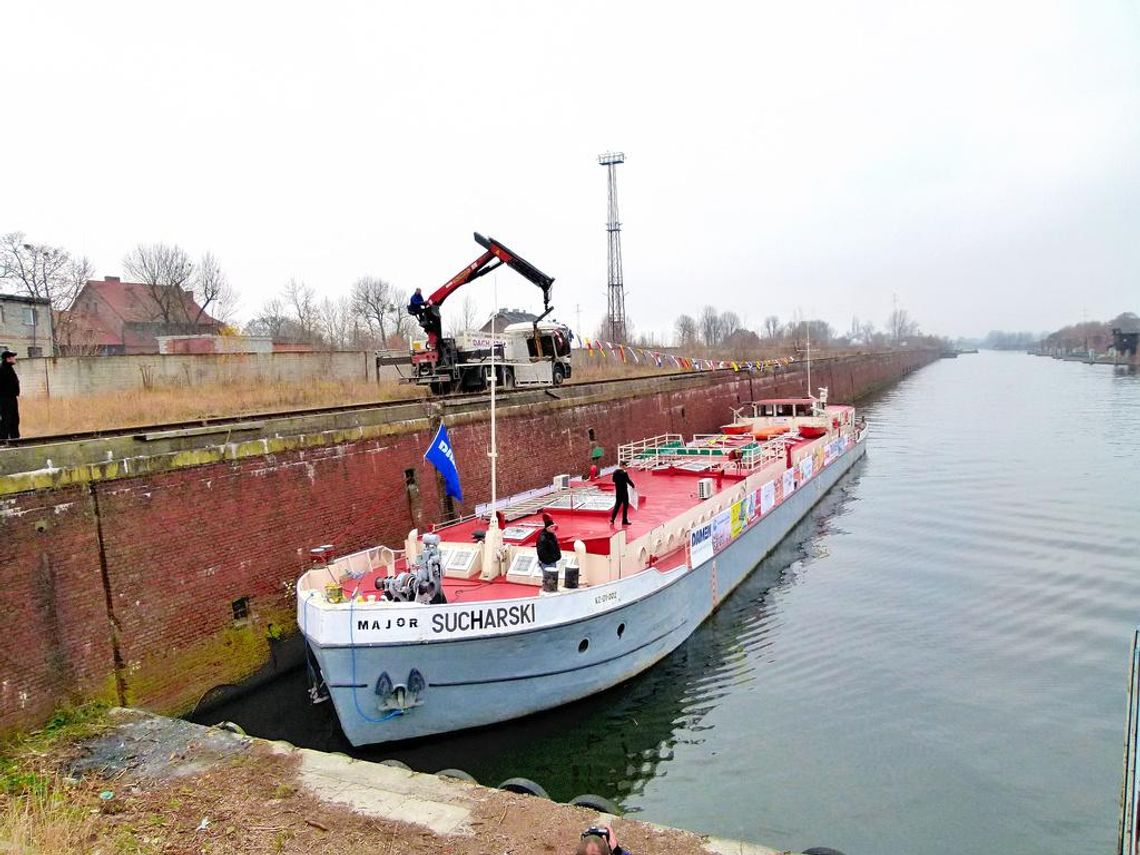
[598,151,626,343]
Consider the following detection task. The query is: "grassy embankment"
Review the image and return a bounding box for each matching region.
[0,703,111,854]
[19,379,420,438]
[17,348,818,438]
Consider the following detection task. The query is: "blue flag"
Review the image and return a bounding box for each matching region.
[424,423,463,501]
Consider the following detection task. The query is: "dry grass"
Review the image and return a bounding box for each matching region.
[20,379,425,437]
[16,347,869,438]
[1,778,99,855]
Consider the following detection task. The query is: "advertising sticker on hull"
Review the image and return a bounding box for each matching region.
[690,522,714,565]
[782,467,797,498]
[760,481,776,515]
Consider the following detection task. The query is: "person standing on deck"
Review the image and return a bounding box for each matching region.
[609,465,635,526]
[536,513,562,572]
[0,350,19,441]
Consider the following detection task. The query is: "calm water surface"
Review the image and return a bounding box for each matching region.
[200,352,1140,855]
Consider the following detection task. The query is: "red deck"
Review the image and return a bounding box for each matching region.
[331,412,853,604]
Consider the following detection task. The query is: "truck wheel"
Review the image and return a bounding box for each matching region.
[552,364,565,386]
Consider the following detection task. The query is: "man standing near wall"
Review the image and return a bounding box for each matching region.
[0,350,19,440]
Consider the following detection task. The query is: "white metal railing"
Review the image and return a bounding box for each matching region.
[619,433,684,465]
[1119,625,1140,855]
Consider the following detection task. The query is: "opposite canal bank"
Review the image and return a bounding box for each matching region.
[0,349,935,738]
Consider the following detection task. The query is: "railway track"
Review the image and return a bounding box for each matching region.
[3,367,770,450]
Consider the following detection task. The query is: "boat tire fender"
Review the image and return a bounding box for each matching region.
[569,793,621,815]
[380,759,411,770]
[498,777,550,799]
[436,768,478,783]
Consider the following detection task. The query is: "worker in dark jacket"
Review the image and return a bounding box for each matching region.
[609,465,635,526]
[536,513,562,570]
[407,287,425,316]
[0,350,19,440]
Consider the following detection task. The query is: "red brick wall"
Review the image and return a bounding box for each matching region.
[0,486,115,732]
[0,351,932,733]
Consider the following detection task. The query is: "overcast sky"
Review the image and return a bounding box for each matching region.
[2,1,1137,341]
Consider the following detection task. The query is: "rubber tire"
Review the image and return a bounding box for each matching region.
[436,768,477,783]
[803,848,847,855]
[552,364,565,386]
[497,777,550,799]
[569,793,620,815]
[380,759,410,770]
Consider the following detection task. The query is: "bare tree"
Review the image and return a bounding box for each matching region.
[674,313,698,348]
[0,232,93,351]
[54,255,95,353]
[390,287,415,346]
[122,242,196,325]
[762,315,781,340]
[245,297,290,339]
[698,305,721,347]
[283,279,320,342]
[446,294,479,337]
[318,295,354,350]
[886,303,919,345]
[351,276,398,346]
[194,252,238,324]
[720,311,743,340]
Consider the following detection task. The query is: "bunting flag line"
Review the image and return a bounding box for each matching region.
[575,338,797,375]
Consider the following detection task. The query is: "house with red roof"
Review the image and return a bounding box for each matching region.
[59,276,223,355]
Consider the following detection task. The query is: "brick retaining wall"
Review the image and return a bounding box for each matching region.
[0,350,933,734]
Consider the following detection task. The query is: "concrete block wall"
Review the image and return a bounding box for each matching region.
[0,350,934,735]
[15,351,379,399]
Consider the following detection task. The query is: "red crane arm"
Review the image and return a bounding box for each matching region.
[426,249,498,308]
[426,233,554,311]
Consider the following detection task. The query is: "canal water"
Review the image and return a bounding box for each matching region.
[195,352,1140,855]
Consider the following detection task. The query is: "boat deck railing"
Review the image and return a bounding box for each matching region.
[619,433,685,466]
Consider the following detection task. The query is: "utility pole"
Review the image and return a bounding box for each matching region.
[598,151,627,343]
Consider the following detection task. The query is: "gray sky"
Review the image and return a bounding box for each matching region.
[3,1,1137,341]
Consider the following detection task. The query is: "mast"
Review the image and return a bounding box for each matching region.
[489,275,498,512]
[806,318,812,399]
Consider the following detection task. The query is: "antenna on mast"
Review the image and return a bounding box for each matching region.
[598,151,627,343]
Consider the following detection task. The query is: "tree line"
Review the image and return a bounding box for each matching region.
[658,303,926,356]
[1034,312,1138,355]
[0,230,433,352]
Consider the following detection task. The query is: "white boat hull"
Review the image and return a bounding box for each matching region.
[302,438,867,747]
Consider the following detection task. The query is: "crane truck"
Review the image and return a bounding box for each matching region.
[404,232,572,395]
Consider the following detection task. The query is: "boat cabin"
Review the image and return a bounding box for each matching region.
[753,398,816,418]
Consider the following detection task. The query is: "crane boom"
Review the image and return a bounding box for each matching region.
[415,233,555,352]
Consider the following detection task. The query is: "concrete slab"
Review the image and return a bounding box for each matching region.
[267,742,478,836]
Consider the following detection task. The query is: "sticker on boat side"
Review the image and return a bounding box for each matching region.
[690,523,714,565]
[431,603,537,634]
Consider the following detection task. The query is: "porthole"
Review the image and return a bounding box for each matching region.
[617,623,625,639]
[578,638,589,653]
